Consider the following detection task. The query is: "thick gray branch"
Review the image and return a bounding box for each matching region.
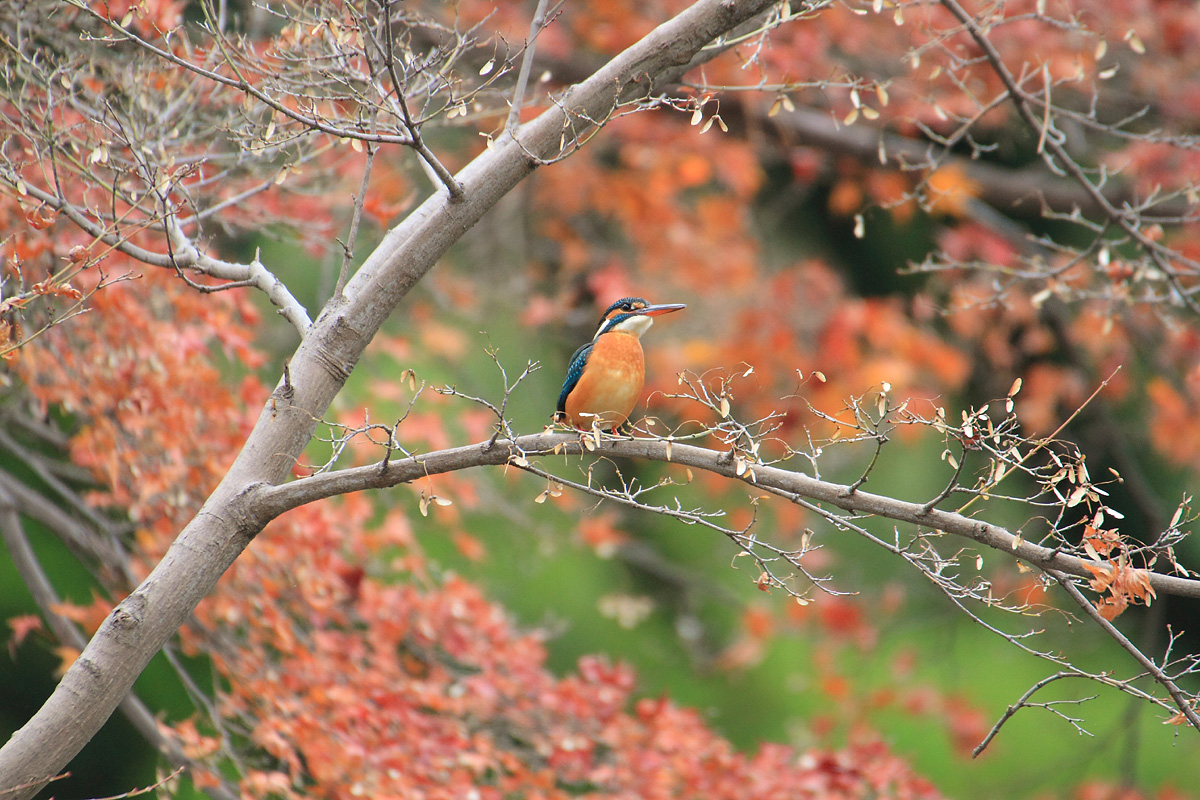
[0,487,239,800]
[769,107,1183,219]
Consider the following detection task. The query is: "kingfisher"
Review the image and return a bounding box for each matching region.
[555,297,686,432]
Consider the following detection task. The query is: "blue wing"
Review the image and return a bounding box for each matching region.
[556,341,594,417]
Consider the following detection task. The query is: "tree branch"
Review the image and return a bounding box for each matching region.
[0,2,783,795]
[0,468,127,575]
[504,0,555,138]
[973,671,1095,757]
[937,0,1200,312]
[768,106,1190,220]
[0,176,313,334]
[255,433,1200,601]
[1049,569,1200,732]
[0,486,240,800]
[65,0,416,148]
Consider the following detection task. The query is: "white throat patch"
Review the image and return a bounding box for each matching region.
[597,314,654,340]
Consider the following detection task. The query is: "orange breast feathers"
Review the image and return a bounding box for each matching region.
[563,331,646,429]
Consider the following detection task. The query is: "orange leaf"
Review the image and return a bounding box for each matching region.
[925,164,980,217]
[827,178,864,216]
[53,645,81,677]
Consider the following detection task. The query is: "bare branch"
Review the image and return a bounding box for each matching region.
[973,672,1096,757]
[938,0,1200,314]
[504,0,555,138]
[1049,569,1200,732]
[334,143,378,303]
[0,175,313,334]
[255,433,1200,602]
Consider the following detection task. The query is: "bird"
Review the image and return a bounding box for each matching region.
[555,297,685,432]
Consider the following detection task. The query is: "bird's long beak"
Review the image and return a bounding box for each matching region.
[638,303,686,317]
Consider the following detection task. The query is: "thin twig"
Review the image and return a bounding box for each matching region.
[973,671,1094,757]
[504,0,554,137]
[1049,569,1200,732]
[938,0,1200,316]
[334,143,378,302]
[920,443,968,515]
[379,1,465,198]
